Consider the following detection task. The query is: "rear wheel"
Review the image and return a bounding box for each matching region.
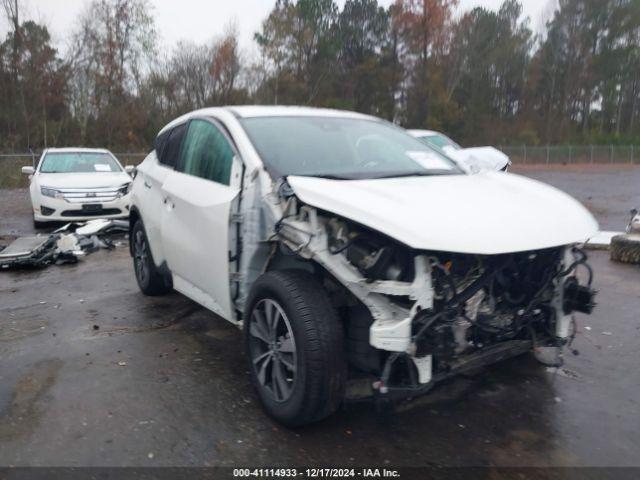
[132,219,172,296]
[245,270,346,427]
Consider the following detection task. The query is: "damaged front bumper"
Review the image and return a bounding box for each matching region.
[370,339,536,400]
[0,235,59,269]
[273,203,596,402]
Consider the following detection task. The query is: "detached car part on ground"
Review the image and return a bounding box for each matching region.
[0,219,128,269]
[408,129,511,172]
[21,148,134,227]
[129,106,598,426]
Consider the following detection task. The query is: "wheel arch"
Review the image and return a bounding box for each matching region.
[128,206,141,257]
[263,243,362,315]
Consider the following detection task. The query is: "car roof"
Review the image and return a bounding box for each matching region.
[407,129,439,137]
[44,148,113,154]
[227,105,375,120]
[158,105,379,135]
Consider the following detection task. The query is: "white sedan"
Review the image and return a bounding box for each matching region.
[22,148,134,228]
[408,129,511,171]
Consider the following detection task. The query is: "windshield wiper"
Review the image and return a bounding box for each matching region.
[289,171,457,181]
[295,174,357,180]
[367,171,441,179]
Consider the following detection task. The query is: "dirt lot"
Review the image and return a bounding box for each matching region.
[1,165,639,469]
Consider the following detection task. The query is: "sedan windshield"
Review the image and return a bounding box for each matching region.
[39,152,122,173]
[241,117,463,180]
[422,134,461,150]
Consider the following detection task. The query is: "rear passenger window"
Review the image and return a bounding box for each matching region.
[178,119,234,185]
[154,130,170,162]
[157,123,187,169]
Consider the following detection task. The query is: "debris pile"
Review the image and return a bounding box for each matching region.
[626,208,640,234]
[586,208,640,253]
[0,219,128,270]
[610,207,640,265]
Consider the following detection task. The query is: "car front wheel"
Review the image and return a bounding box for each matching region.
[245,270,346,427]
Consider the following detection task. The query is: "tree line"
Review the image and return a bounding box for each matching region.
[1,0,639,153]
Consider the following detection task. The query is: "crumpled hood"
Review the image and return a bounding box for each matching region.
[36,172,131,189]
[444,146,510,171]
[287,172,599,255]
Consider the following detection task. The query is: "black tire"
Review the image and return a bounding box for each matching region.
[33,217,48,229]
[611,234,640,265]
[244,269,346,427]
[132,219,172,296]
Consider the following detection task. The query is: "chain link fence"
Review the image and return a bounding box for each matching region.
[0,152,147,188]
[501,145,640,166]
[1,146,639,188]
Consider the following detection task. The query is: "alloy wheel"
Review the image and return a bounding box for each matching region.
[248,298,297,402]
[133,229,149,286]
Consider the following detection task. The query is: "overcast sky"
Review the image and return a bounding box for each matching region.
[1,0,553,57]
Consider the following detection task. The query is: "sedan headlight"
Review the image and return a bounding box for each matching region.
[40,186,63,199]
[118,182,132,196]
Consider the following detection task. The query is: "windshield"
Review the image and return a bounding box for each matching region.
[241,117,462,180]
[421,134,461,150]
[39,152,122,173]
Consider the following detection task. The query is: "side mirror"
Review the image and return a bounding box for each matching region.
[631,208,638,217]
[124,165,136,175]
[21,166,35,175]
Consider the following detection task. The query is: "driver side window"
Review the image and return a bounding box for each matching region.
[177,119,234,185]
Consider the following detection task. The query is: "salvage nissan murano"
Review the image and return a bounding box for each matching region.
[129,106,598,426]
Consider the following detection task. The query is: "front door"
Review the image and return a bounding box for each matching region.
[160,118,242,321]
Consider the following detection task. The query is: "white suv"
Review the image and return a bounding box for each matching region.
[130,106,598,426]
[22,148,134,227]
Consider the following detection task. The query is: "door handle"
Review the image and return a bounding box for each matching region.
[144,180,152,189]
[163,196,175,209]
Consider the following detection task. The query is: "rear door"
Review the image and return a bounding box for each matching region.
[160,118,242,321]
[135,123,187,261]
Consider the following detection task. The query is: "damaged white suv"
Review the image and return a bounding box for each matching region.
[130,106,598,426]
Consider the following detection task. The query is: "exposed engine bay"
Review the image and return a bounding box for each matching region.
[265,182,597,397]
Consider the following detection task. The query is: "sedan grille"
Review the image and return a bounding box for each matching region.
[57,187,122,204]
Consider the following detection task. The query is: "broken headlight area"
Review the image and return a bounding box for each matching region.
[415,250,564,356]
[326,217,414,283]
[375,246,596,395]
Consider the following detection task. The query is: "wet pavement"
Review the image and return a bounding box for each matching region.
[1,165,639,467]
[514,164,640,231]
